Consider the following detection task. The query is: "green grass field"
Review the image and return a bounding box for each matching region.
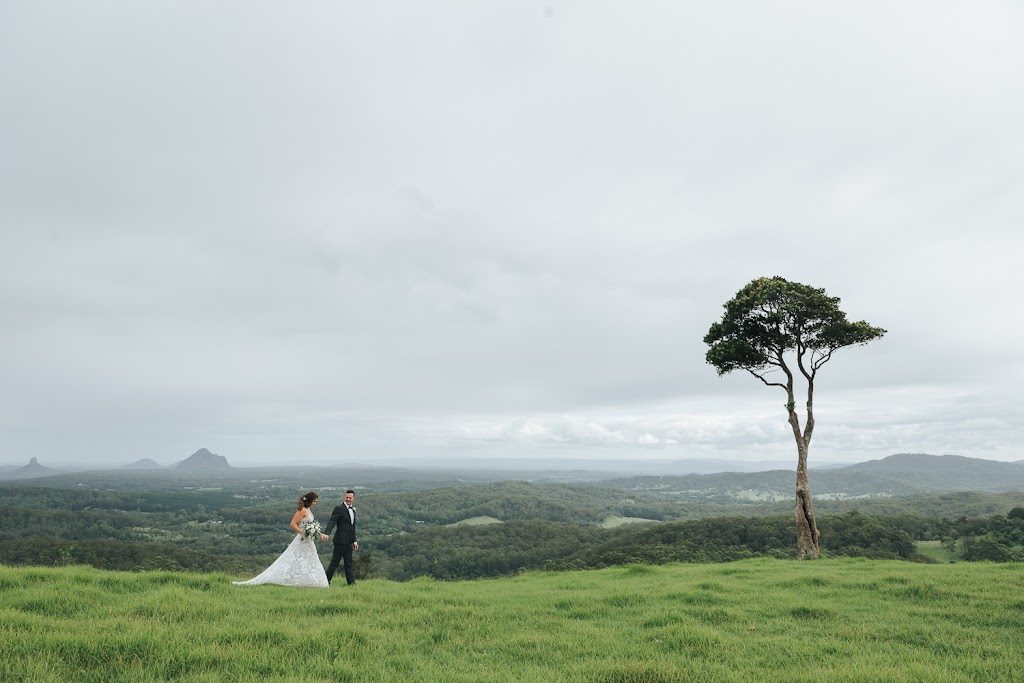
[915,540,957,563]
[2,559,1022,682]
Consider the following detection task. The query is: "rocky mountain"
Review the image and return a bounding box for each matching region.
[0,457,57,479]
[123,458,164,470]
[174,448,231,471]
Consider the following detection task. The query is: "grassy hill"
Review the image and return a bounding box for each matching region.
[2,560,1023,682]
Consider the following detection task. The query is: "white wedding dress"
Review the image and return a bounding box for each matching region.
[233,510,329,588]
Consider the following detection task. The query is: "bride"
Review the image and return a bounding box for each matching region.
[233,491,329,588]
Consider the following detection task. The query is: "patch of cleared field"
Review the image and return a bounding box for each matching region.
[816,492,879,501]
[601,516,658,529]
[127,527,185,541]
[447,516,502,526]
[916,540,956,563]
[728,489,787,502]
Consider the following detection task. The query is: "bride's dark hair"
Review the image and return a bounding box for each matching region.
[297,491,318,510]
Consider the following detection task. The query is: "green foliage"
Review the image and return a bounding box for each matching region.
[0,537,271,574]
[949,513,1024,563]
[2,560,1024,682]
[362,481,619,535]
[5,479,1023,579]
[704,276,885,378]
[370,520,607,581]
[820,491,1024,520]
[552,512,924,571]
[612,468,1024,501]
[816,511,920,559]
[961,537,1018,562]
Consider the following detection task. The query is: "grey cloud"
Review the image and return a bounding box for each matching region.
[2,2,1022,466]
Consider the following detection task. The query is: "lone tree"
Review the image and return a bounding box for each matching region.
[704,276,885,559]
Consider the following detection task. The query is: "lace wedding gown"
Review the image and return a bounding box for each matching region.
[233,511,329,587]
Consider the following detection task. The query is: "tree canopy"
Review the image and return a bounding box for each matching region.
[704,276,885,385]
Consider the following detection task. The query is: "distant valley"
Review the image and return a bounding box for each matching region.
[3,452,1023,501]
[3,450,1023,581]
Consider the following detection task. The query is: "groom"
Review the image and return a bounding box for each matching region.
[321,489,358,586]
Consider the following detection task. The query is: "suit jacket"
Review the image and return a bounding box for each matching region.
[324,504,357,546]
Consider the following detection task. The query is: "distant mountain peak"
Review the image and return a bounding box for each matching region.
[123,458,164,470]
[2,457,55,478]
[174,448,231,471]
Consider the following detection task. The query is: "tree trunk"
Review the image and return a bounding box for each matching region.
[794,439,820,559]
[788,406,820,560]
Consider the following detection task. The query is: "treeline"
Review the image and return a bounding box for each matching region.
[944,508,1024,562]
[0,537,271,575]
[364,508,1024,581]
[609,471,923,500]
[610,465,1024,499]
[0,485,261,513]
[553,511,923,572]
[0,481,738,555]
[0,512,927,580]
[816,491,1024,521]
[366,481,643,532]
[6,485,1022,557]
[361,511,926,581]
[366,521,606,580]
[4,481,1023,580]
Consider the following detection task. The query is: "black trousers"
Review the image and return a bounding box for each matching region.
[326,543,355,585]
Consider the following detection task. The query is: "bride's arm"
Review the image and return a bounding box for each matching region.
[289,509,307,534]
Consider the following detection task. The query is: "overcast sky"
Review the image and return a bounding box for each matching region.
[2,1,1023,469]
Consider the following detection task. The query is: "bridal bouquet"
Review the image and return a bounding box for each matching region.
[301,520,323,541]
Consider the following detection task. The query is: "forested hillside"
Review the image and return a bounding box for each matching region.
[3,464,1023,579]
[610,460,1024,502]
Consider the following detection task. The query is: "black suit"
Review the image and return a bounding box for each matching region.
[324,503,357,585]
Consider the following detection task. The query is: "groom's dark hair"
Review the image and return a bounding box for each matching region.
[346,489,355,495]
